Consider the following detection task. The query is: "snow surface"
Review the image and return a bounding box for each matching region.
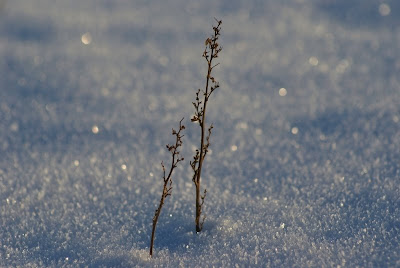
[1,0,399,267]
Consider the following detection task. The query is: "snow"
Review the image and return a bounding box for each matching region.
[1,0,399,267]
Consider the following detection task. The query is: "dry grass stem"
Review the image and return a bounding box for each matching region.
[190,18,222,232]
[149,118,185,256]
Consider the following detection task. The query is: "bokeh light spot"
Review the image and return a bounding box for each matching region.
[81,32,92,45]
[279,88,287,97]
[379,3,391,16]
[309,56,319,66]
[92,125,99,134]
[336,59,350,73]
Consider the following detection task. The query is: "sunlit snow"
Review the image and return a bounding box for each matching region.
[0,0,399,267]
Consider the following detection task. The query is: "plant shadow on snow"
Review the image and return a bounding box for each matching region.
[142,213,220,257]
[149,215,198,252]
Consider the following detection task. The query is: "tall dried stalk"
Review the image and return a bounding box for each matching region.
[150,119,185,256]
[190,18,222,232]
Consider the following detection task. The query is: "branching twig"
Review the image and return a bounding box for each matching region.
[190,18,222,233]
[150,118,185,256]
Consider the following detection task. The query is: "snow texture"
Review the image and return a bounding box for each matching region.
[1,0,399,267]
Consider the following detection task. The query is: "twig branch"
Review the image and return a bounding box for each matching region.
[150,118,185,256]
[191,18,222,233]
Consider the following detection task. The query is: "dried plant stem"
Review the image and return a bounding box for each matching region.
[150,119,185,256]
[190,18,222,232]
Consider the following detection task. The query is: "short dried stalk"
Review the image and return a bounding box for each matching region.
[190,18,222,232]
[150,119,185,256]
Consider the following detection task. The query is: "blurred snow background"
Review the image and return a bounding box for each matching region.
[0,0,399,266]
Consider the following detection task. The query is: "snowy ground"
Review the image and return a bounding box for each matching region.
[1,0,399,267]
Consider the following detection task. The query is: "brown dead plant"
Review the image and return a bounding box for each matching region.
[149,118,185,256]
[190,18,222,233]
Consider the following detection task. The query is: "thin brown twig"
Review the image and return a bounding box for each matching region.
[190,18,222,233]
[150,118,185,256]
